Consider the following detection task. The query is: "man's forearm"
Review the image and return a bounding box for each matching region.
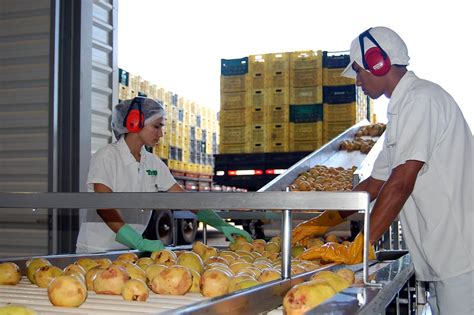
[339,176,385,219]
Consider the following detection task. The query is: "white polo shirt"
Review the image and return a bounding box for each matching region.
[371,71,473,281]
[76,136,177,253]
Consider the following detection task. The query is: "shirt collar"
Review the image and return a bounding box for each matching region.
[117,136,139,165]
[387,71,417,114]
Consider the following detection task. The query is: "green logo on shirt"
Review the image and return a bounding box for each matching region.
[146,170,158,176]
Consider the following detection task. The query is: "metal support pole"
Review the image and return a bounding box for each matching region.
[363,192,382,287]
[202,223,208,245]
[281,187,292,279]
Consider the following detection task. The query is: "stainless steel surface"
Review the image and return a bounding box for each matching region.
[259,120,371,192]
[0,191,370,212]
[281,208,292,279]
[307,254,413,314]
[170,263,341,315]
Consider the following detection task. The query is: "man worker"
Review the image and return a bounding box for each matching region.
[292,26,473,314]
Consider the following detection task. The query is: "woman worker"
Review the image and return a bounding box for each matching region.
[76,97,251,253]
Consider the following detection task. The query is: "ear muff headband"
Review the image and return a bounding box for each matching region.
[359,28,392,76]
[123,97,145,133]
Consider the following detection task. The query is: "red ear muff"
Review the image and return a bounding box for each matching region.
[364,46,391,76]
[125,109,144,133]
[123,97,145,133]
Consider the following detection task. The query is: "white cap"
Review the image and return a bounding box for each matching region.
[341,26,410,78]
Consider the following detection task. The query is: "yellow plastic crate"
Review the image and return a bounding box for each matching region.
[250,72,265,90]
[290,121,323,141]
[290,86,323,104]
[265,141,289,153]
[290,50,322,70]
[249,124,266,143]
[247,106,265,124]
[290,140,321,152]
[249,89,266,108]
[323,68,355,86]
[220,75,248,92]
[291,68,323,87]
[248,142,265,153]
[220,109,246,127]
[220,143,247,154]
[266,52,290,72]
[249,54,266,72]
[323,120,355,142]
[267,123,289,143]
[221,91,247,110]
[266,105,290,124]
[220,126,246,144]
[268,87,289,106]
[195,127,202,141]
[265,71,290,88]
[323,103,357,122]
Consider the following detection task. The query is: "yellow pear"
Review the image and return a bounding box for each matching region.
[34,265,63,288]
[177,251,204,274]
[122,279,149,301]
[283,279,337,314]
[48,275,87,307]
[0,262,22,285]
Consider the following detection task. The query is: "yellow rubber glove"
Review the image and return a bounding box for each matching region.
[297,233,375,265]
[292,211,344,245]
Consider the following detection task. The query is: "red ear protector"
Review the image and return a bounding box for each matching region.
[123,97,145,133]
[359,28,391,76]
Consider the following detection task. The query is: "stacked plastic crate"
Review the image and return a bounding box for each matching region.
[219,57,249,154]
[322,52,370,143]
[288,51,324,152]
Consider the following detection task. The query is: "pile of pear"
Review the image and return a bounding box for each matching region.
[0,235,323,308]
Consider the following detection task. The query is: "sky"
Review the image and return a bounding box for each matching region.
[118,0,473,130]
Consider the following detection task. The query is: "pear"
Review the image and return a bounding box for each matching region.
[94,258,112,269]
[228,274,256,292]
[0,304,37,315]
[63,264,86,276]
[228,279,260,293]
[189,269,201,293]
[121,279,149,301]
[283,279,337,314]
[85,266,103,291]
[205,255,229,266]
[48,275,87,307]
[258,268,281,283]
[117,252,139,263]
[75,257,99,272]
[26,258,51,284]
[265,242,280,254]
[306,237,325,248]
[254,260,272,271]
[229,261,252,274]
[177,251,204,274]
[270,236,281,245]
[252,239,267,253]
[150,265,192,295]
[0,262,22,285]
[202,247,218,262]
[291,245,306,258]
[200,268,231,297]
[34,265,63,288]
[151,249,177,266]
[229,235,249,251]
[310,271,350,292]
[192,241,208,258]
[122,261,147,282]
[93,265,130,295]
[136,257,154,269]
[145,263,168,284]
[236,242,254,252]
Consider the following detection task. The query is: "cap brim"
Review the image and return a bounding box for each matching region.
[341,61,356,78]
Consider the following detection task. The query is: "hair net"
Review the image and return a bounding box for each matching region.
[111,97,165,139]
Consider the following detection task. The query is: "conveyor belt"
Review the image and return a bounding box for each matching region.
[0,278,207,314]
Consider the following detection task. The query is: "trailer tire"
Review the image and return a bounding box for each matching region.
[144,210,173,246]
[178,219,197,244]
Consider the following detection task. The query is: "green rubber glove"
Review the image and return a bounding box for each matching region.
[116,224,165,252]
[197,210,252,243]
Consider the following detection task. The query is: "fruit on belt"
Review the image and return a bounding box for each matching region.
[340,138,376,154]
[289,165,356,192]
